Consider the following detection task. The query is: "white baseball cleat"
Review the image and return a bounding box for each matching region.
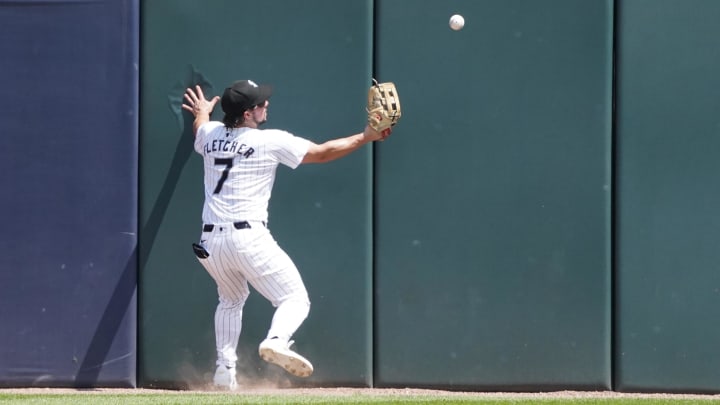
[213,365,238,391]
[258,338,314,377]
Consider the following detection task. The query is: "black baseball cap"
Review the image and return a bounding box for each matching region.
[221,79,273,115]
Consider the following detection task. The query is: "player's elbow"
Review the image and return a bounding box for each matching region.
[302,143,332,164]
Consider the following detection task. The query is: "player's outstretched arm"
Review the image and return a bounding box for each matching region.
[181,85,220,136]
[301,125,391,164]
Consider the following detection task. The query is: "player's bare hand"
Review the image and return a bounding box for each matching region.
[182,85,220,117]
[363,125,392,142]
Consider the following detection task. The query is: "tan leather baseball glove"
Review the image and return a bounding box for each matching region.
[367,79,401,132]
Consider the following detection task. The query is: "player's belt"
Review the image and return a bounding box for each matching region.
[202,221,266,232]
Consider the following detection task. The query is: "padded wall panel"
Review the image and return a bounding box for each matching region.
[0,0,138,387]
[139,0,373,388]
[374,0,613,390]
[615,0,720,393]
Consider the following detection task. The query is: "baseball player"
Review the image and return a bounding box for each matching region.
[181,79,392,390]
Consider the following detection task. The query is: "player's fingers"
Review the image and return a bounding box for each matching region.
[195,85,206,100]
[184,93,195,106]
[184,87,198,101]
[209,96,220,107]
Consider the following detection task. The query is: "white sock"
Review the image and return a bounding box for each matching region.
[266,299,310,342]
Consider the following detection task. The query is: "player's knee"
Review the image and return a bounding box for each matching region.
[218,294,248,309]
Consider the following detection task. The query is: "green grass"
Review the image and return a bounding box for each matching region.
[0,394,718,405]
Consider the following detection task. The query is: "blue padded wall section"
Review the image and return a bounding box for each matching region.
[0,0,138,387]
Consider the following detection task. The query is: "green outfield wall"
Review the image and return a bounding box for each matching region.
[137,0,720,393]
[614,0,720,393]
[139,0,374,387]
[373,0,613,390]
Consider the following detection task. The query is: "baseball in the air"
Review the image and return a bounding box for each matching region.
[449,14,465,31]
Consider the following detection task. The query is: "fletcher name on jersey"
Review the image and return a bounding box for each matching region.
[201,138,255,158]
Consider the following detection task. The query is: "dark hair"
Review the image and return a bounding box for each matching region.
[223,113,244,129]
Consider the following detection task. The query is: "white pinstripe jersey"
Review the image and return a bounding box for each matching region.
[194,122,310,224]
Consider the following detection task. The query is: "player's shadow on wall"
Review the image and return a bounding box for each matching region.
[75,68,211,387]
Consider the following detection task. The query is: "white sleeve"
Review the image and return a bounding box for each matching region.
[265,130,311,169]
[194,122,222,153]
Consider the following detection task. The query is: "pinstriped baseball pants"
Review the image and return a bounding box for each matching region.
[195,222,310,368]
